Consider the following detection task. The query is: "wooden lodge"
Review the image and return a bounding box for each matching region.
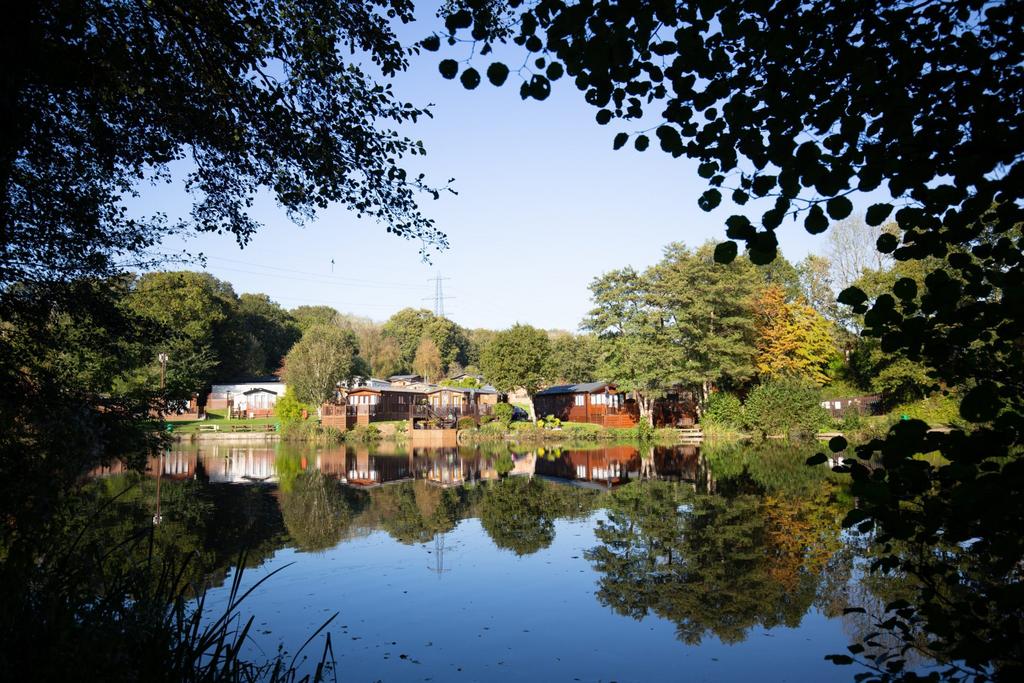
[321,383,500,430]
[533,382,640,427]
[533,382,698,428]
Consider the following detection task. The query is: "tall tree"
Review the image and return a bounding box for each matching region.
[827,219,896,290]
[753,286,835,385]
[479,324,550,396]
[583,267,673,423]
[290,306,343,334]
[412,337,443,383]
[121,271,240,396]
[796,255,840,324]
[233,293,300,376]
[545,332,600,384]
[648,243,758,407]
[282,324,360,406]
[381,308,469,374]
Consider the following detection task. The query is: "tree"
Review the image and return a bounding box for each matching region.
[827,219,896,290]
[233,294,300,376]
[796,255,841,324]
[381,308,469,374]
[647,243,758,407]
[3,1,448,295]
[584,267,673,423]
[479,324,551,395]
[412,337,443,383]
[356,327,404,379]
[544,332,600,384]
[282,324,360,406]
[120,271,240,397]
[753,285,835,385]
[290,306,342,334]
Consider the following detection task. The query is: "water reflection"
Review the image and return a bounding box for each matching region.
[80,440,910,678]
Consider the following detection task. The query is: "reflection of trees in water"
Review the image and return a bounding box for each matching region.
[585,480,845,645]
[66,473,289,595]
[278,470,364,552]
[367,481,472,545]
[479,477,555,556]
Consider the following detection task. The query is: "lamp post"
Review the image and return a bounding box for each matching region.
[157,352,168,391]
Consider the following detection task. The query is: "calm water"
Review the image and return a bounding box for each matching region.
[88,440,887,682]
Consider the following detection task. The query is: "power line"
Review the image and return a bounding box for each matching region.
[202,255,424,289]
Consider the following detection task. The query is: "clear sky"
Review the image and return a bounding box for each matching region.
[142,4,832,332]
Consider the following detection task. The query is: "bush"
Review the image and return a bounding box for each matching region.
[275,388,311,424]
[562,422,602,439]
[457,416,477,430]
[743,379,830,437]
[892,393,961,426]
[479,414,494,425]
[493,402,515,428]
[345,424,381,443]
[537,414,562,429]
[702,392,743,428]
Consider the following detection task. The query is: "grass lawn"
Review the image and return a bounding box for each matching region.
[167,412,278,434]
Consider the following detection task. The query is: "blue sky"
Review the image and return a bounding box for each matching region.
[143,5,832,331]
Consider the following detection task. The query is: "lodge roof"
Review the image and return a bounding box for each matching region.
[535,381,611,396]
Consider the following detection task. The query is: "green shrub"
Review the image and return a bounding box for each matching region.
[702,392,744,428]
[457,416,477,430]
[346,424,381,443]
[635,419,655,442]
[839,405,863,431]
[562,422,603,440]
[480,421,507,435]
[479,414,494,425]
[537,414,562,429]
[493,402,515,428]
[892,393,961,426]
[743,379,830,437]
[275,388,311,424]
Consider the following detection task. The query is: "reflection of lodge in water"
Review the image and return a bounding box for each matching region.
[534,446,643,488]
[534,445,715,492]
[412,448,537,487]
[326,448,413,487]
[647,446,715,492]
[90,446,279,484]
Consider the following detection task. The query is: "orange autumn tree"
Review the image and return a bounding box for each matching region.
[753,285,834,385]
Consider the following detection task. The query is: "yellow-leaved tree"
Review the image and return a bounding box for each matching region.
[753,285,834,385]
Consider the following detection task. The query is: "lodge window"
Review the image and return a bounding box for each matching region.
[574,394,585,406]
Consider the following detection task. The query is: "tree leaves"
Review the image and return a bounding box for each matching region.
[421,35,440,52]
[634,135,650,151]
[804,205,829,234]
[486,62,509,86]
[698,189,721,211]
[438,59,459,79]
[714,241,738,264]
[865,203,893,226]
[613,132,629,150]
[460,67,481,90]
[826,196,853,220]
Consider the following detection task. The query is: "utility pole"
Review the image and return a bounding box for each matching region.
[423,274,453,318]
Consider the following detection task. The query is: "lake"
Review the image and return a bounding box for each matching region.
[87,440,890,682]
